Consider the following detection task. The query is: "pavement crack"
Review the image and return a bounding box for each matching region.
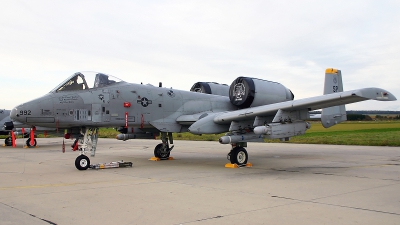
[0,202,57,224]
[271,195,400,216]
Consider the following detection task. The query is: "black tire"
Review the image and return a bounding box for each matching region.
[229,147,248,166]
[26,138,37,147]
[154,143,170,159]
[4,137,12,146]
[75,155,90,170]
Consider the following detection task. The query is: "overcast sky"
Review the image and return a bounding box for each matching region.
[1,0,399,111]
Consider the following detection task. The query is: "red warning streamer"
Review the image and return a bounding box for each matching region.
[11,131,16,148]
[125,112,128,128]
[30,127,36,146]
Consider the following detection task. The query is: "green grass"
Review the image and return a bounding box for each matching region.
[2,121,399,146]
[172,121,400,146]
[282,121,400,146]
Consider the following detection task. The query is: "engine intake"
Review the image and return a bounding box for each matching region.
[4,121,14,131]
[229,77,294,109]
[190,82,229,97]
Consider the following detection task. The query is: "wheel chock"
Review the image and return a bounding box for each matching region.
[2,144,14,147]
[225,163,253,168]
[149,157,174,161]
[225,163,238,168]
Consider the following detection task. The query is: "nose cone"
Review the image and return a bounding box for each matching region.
[10,107,18,120]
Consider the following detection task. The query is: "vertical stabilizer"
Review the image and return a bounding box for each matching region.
[321,68,347,128]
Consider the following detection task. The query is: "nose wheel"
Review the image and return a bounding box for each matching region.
[26,138,37,147]
[75,155,90,170]
[4,137,12,146]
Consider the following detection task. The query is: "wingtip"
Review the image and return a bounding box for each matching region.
[378,89,397,101]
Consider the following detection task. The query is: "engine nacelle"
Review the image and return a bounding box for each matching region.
[190,82,229,97]
[229,77,294,109]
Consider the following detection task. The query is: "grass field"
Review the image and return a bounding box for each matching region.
[270,121,400,146]
[2,121,400,146]
[170,121,400,146]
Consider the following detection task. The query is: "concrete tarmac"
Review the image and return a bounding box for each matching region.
[1,138,400,225]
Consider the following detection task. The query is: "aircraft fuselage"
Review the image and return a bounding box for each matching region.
[11,82,235,132]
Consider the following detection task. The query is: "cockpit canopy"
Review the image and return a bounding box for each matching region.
[51,72,125,93]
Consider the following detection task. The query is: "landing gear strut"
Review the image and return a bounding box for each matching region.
[73,127,99,170]
[153,132,174,159]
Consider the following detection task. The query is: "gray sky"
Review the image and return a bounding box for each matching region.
[1,0,399,110]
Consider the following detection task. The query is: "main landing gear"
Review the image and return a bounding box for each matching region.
[151,132,174,160]
[226,142,252,168]
[73,127,99,170]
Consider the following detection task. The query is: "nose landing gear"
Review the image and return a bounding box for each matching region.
[73,127,99,170]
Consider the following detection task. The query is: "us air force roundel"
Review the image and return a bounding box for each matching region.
[137,97,152,107]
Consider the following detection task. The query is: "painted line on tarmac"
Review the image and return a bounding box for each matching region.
[0,180,123,190]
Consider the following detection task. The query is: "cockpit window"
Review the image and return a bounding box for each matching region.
[51,72,125,93]
[94,73,117,88]
[56,73,87,92]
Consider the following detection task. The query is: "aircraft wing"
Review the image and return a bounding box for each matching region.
[214,87,396,124]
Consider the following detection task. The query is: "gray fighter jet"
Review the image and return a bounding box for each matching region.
[0,109,10,136]
[7,69,396,170]
[1,109,60,146]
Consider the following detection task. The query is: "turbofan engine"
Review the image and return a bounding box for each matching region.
[229,77,294,109]
[190,82,229,97]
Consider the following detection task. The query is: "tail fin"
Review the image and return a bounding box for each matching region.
[321,68,347,128]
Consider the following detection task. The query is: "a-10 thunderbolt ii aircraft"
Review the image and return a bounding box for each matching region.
[7,68,396,170]
[1,109,60,147]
